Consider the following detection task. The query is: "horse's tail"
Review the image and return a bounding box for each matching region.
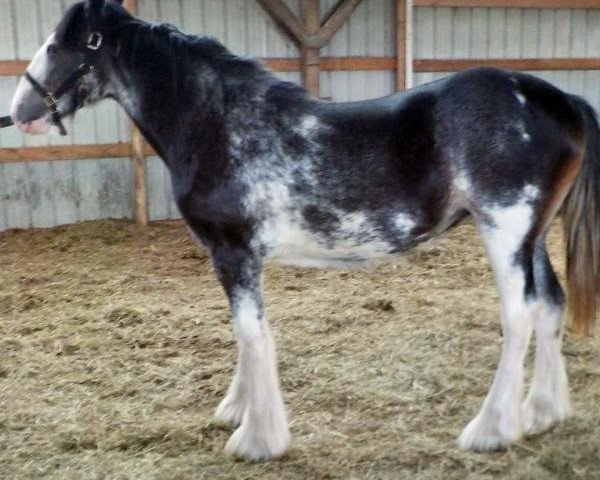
[563,96,600,335]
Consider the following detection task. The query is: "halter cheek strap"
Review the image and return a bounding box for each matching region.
[23,32,103,136]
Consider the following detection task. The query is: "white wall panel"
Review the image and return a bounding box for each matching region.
[0,1,599,230]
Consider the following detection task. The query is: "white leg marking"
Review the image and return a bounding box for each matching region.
[215,356,246,427]
[220,290,290,461]
[523,302,571,435]
[458,270,534,451]
[459,194,537,451]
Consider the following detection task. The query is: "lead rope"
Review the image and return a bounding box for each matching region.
[0,116,13,128]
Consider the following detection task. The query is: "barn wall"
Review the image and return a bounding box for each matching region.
[0,0,599,230]
[413,6,600,108]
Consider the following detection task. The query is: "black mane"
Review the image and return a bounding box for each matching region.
[56,0,307,103]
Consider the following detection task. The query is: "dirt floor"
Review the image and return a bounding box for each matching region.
[1,219,599,480]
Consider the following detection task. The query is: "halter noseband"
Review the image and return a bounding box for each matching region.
[23,32,104,136]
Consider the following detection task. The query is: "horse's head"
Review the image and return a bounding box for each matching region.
[10,0,127,135]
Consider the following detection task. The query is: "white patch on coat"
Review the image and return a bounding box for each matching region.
[516,122,531,142]
[10,33,55,133]
[454,171,471,194]
[394,213,416,236]
[515,91,527,106]
[482,190,536,259]
[522,184,539,200]
[297,115,319,135]
[247,180,393,268]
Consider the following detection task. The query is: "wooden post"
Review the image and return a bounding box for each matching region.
[131,128,148,227]
[396,0,406,90]
[405,0,413,89]
[123,0,148,226]
[300,0,321,98]
[396,0,413,90]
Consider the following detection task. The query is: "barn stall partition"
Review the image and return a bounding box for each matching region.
[0,0,599,231]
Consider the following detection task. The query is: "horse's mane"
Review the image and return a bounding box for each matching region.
[56,1,308,103]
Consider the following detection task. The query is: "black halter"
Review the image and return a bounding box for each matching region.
[21,31,104,136]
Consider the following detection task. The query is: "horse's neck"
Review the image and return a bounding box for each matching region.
[108,35,226,167]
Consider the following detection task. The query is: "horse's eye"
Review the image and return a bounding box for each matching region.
[47,44,58,55]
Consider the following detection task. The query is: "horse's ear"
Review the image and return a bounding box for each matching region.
[85,0,106,25]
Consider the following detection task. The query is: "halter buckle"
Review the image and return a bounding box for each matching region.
[87,32,103,51]
[43,93,58,109]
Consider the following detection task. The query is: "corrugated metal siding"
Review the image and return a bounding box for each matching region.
[0,0,133,231]
[0,1,599,230]
[413,7,600,113]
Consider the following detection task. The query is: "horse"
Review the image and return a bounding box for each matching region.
[9,0,600,462]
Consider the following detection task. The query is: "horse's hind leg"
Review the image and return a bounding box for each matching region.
[458,192,539,452]
[522,240,571,434]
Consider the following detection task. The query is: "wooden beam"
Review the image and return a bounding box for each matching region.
[320,56,397,71]
[0,143,154,163]
[300,0,321,97]
[414,0,600,8]
[264,56,600,72]
[0,60,29,76]
[256,0,311,46]
[413,57,600,72]
[316,0,364,47]
[264,56,395,71]
[4,56,599,78]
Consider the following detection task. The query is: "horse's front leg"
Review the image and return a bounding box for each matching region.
[211,246,290,461]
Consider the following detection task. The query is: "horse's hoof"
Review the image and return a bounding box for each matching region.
[522,393,571,435]
[225,421,291,462]
[458,410,521,452]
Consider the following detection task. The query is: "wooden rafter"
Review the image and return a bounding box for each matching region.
[258,0,366,97]
[256,0,312,46]
[258,0,364,49]
[317,0,363,47]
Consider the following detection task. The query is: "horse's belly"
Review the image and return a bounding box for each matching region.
[262,212,403,268]
[268,240,393,268]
